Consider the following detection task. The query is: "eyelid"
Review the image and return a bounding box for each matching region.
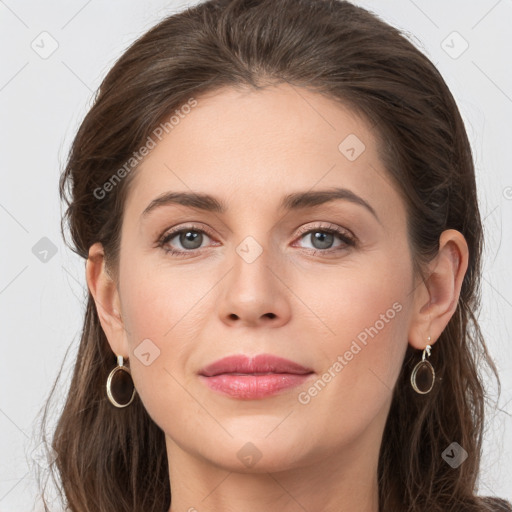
[294,222,355,240]
[157,222,216,245]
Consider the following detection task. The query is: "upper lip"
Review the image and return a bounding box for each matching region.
[199,354,313,377]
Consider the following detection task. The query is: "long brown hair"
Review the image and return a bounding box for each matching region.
[36,0,510,510]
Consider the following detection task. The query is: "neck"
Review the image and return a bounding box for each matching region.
[166,433,380,512]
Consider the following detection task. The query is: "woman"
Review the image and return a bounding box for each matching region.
[38,0,511,510]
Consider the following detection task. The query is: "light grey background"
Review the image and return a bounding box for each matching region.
[1,0,511,510]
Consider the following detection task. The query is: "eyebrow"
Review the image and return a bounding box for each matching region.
[141,187,380,222]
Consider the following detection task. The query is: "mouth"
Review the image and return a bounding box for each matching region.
[199,353,313,377]
[220,372,301,376]
[198,354,314,399]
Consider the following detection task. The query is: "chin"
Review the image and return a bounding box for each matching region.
[195,434,317,474]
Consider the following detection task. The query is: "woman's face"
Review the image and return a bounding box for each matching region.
[109,84,422,472]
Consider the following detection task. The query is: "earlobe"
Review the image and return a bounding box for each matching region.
[408,229,469,350]
[86,242,127,356]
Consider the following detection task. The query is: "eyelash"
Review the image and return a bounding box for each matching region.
[156,222,356,258]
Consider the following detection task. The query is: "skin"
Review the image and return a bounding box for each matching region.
[86,83,468,512]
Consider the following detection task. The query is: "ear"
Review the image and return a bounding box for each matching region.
[408,229,469,350]
[86,242,129,358]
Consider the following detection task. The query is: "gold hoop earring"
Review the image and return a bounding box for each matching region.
[410,340,435,394]
[106,355,136,408]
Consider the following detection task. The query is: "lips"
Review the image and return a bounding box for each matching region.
[198,354,314,399]
[199,353,313,377]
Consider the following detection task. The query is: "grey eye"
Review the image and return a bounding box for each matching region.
[307,231,335,250]
[176,230,204,250]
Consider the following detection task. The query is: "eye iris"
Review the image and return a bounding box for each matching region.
[311,231,334,249]
[180,230,202,249]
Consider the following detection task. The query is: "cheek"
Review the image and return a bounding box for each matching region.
[117,259,217,411]
[295,251,412,436]
[332,256,410,371]
[298,253,410,417]
[119,252,213,339]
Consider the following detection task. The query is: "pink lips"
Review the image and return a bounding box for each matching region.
[198,354,314,399]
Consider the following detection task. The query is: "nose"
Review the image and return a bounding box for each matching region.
[217,246,292,329]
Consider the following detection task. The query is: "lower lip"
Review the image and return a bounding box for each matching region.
[199,373,313,399]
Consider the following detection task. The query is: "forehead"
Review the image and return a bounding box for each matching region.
[124,83,401,223]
